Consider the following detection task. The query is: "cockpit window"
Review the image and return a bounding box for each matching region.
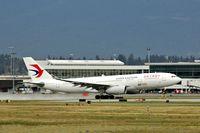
[171,76,176,78]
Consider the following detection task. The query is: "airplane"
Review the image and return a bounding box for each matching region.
[23,57,181,99]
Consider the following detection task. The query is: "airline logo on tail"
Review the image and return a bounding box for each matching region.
[29,64,44,78]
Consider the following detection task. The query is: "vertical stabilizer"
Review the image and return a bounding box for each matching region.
[23,57,53,81]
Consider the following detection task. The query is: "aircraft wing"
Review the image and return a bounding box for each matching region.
[56,78,111,90]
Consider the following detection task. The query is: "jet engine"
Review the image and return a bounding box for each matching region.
[126,86,140,94]
[106,85,127,94]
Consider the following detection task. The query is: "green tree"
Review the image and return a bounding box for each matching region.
[117,54,127,64]
[127,54,134,65]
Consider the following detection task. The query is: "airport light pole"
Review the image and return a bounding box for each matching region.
[8,46,16,93]
[69,53,74,60]
[113,54,117,60]
[147,48,151,73]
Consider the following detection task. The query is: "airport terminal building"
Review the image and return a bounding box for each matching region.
[145,61,200,93]
[1,59,200,93]
[36,59,200,93]
[37,60,149,79]
[0,59,149,92]
[146,61,200,79]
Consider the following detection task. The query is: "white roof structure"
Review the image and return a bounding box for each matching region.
[41,60,124,66]
[194,60,200,63]
[44,65,148,70]
[36,60,149,70]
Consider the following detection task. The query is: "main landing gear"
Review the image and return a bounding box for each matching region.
[95,95,115,99]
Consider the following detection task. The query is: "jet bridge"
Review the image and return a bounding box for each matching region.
[187,79,200,89]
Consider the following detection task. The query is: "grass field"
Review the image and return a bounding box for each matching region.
[0,101,199,133]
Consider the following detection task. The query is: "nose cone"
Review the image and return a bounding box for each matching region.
[176,76,182,84]
[169,74,182,84]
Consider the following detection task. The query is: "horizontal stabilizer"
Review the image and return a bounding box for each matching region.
[23,81,45,87]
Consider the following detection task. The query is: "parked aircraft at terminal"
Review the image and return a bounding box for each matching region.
[23,57,181,99]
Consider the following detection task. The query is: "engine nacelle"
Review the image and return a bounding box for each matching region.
[85,87,98,93]
[106,85,127,95]
[126,86,140,94]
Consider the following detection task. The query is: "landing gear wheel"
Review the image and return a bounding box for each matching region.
[95,95,115,99]
[100,95,105,99]
[95,95,100,99]
[109,95,114,99]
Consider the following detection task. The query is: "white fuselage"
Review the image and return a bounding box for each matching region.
[41,73,181,94]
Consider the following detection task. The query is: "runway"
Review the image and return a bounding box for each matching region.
[0,92,95,100]
[0,93,200,102]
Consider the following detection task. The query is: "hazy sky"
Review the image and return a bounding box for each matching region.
[0,0,200,58]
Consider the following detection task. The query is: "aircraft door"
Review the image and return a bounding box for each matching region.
[56,82,60,89]
[137,79,143,88]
